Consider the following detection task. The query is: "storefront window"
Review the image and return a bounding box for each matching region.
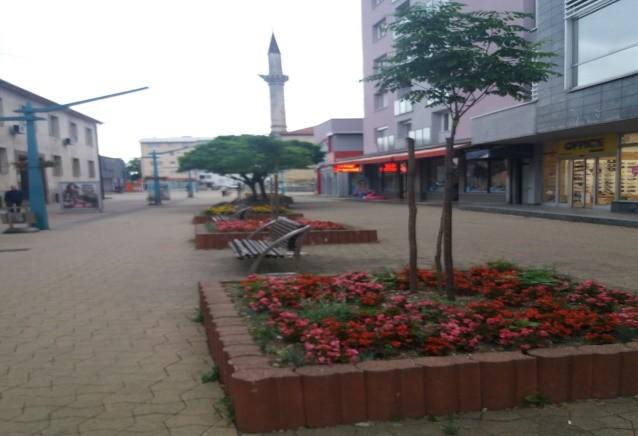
[543,153,557,202]
[465,160,488,192]
[559,160,569,203]
[596,158,616,205]
[489,159,507,193]
[620,145,638,201]
[427,158,445,192]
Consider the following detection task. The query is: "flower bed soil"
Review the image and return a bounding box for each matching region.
[198,266,638,433]
[194,223,378,249]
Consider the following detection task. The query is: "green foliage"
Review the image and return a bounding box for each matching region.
[371,268,398,290]
[215,394,235,422]
[277,345,306,366]
[523,392,550,408]
[299,301,356,324]
[251,319,279,352]
[192,307,204,324]
[367,2,558,116]
[201,365,220,384]
[442,416,460,435]
[126,158,141,181]
[519,267,557,286]
[487,260,520,272]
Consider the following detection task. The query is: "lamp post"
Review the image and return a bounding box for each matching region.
[142,145,195,205]
[0,87,148,230]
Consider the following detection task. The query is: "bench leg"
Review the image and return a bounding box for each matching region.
[249,253,267,274]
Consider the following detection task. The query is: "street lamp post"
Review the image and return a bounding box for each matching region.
[0,87,148,230]
[142,145,196,206]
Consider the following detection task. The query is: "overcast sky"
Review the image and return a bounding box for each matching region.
[0,0,364,162]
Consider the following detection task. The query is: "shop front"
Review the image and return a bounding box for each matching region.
[542,133,638,211]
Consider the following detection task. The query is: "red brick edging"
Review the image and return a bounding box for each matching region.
[198,282,638,433]
[194,224,378,249]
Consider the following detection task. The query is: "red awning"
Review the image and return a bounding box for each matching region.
[334,146,445,165]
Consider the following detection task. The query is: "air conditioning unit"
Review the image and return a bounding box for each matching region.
[62,137,74,146]
[10,124,25,135]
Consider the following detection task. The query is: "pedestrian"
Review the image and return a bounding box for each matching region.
[4,186,23,211]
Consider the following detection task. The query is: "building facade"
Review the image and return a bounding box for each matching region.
[99,156,128,193]
[139,137,213,190]
[473,0,638,212]
[351,0,533,202]
[0,79,101,207]
[314,119,364,197]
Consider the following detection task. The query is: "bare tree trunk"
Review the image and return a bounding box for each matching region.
[442,122,458,300]
[434,212,444,291]
[406,138,418,292]
[272,172,280,220]
[257,178,267,201]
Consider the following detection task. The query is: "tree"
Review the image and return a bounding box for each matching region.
[178,135,323,200]
[367,1,556,299]
[127,158,141,181]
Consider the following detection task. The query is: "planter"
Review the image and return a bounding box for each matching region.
[194,225,378,249]
[192,212,304,225]
[199,281,638,433]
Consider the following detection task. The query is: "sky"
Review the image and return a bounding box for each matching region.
[0,0,364,162]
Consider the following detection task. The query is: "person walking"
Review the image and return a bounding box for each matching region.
[4,186,23,211]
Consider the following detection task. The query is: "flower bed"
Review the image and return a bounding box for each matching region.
[194,219,377,249]
[198,268,638,433]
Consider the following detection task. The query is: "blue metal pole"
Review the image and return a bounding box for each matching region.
[152,151,161,205]
[24,103,49,230]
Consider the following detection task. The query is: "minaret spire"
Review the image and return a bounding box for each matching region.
[260,33,288,137]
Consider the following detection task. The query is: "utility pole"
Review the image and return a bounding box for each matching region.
[0,87,148,229]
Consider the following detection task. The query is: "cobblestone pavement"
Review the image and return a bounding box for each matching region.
[2,191,638,436]
[1,192,236,436]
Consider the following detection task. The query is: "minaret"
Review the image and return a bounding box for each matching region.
[260,33,288,137]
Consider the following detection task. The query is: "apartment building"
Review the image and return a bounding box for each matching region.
[139,137,213,190]
[0,79,101,206]
[314,118,364,197]
[473,0,638,212]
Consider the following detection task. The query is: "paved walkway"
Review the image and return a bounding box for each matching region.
[1,192,235,436]
[2,191,638,435]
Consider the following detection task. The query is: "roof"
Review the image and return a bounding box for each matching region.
[0,79,102,124]
[281,126,314,136]
[268,33,280,54]
[139,136,214,144]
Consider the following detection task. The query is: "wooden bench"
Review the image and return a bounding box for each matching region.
[228,217,311,273]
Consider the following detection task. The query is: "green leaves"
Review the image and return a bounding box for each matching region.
[366,1,557,117]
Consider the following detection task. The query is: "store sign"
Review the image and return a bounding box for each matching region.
[557,134,616,157]
[59,181,102,211]
[333,164,361,173]
[380,162,407,173]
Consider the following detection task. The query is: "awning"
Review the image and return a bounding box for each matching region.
[334,146,447,166]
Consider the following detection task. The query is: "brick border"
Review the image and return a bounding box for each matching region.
[192,213,304,224]
[198,282,638,433]
[194,224,378,249]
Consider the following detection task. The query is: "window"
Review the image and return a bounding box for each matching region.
[88,160,96,178]
[393,98,413,115]
[373,19,387,41]
[373,55,387,72]
[69,122,78,142]
[569,0,638,88]
[0,148,8,174]
[72,158,81,177]
[49,115,60,138]
[465,160,489,192]
[376,127,395,151]
[398,121,412,139]
[620,133,638,201]
[543,152,557,202]
[374,92,388,110]
[85,128,93,146]
[440,112,452,131]
[489,160,507,193]
[427,157,445,192]
[53,155,63,177]
[412,128,431,147]
[0,97,4,127]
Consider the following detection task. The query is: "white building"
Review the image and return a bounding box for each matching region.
[139,137,213,190]
[0,79,101,206]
